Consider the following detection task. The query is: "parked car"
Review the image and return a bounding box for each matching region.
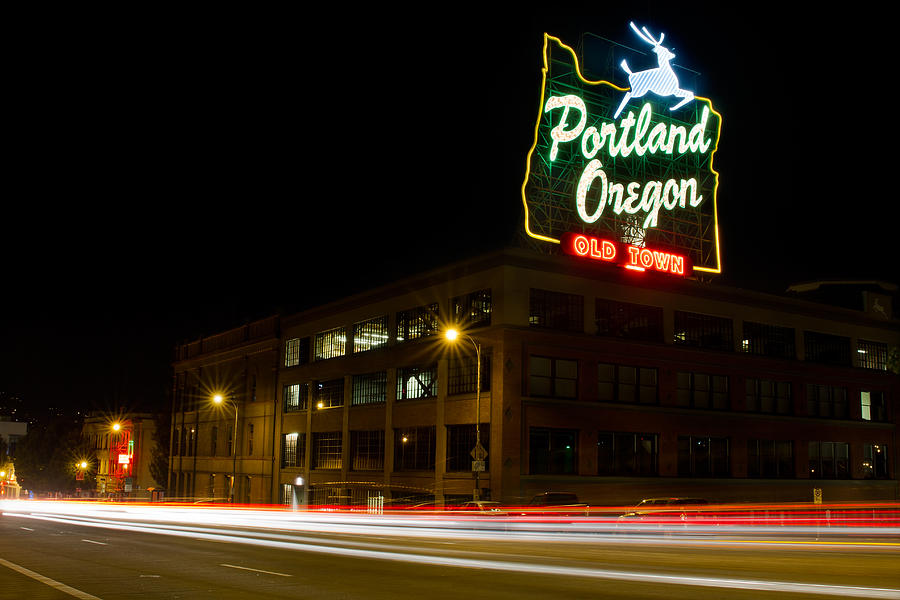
[457,501,507,515]
[617,497,712,524]
[520,492,590,516]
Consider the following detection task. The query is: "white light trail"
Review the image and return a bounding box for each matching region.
[2,501,898,599]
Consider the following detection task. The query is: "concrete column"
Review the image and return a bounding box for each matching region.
[384,367,395,495]
[435,358,447,503]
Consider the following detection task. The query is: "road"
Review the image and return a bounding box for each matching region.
[1,502,898,599]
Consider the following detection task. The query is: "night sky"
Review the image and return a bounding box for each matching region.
[2,7,895,418]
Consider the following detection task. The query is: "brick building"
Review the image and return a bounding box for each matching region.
[168,248,898,506]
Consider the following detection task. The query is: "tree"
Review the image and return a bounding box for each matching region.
[14,416,86,495]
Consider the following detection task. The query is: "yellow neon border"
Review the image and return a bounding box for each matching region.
[520,33,724,275]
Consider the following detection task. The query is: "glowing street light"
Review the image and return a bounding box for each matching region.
[444,328,486,501]
[212,393,238,503]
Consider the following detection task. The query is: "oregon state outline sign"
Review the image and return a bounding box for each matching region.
[521,28,723,275]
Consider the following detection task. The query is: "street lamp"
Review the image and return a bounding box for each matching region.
[445,328,485,501]
[213,393,238,503]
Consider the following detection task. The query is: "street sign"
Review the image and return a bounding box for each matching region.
[472,460,485,472]
[470,442,488,461]
[813,488,822,504]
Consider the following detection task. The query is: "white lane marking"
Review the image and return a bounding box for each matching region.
[139,575,160,578]
[20,527,34,531]
[0,557,103,600]
[220,563,292,577]
[81,539,107,545]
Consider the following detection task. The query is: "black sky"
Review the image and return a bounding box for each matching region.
[2,6,895,416]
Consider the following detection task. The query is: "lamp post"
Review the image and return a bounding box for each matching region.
[213,393,238,503]
[109,422,129,498]
[445,328,485,501]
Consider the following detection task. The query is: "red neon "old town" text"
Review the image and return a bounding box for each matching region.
[562,233,690,277]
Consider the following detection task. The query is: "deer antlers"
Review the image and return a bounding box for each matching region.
[630,22,664,47]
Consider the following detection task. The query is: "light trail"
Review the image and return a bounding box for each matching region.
[3,500,899,545]
[2,506,898,599]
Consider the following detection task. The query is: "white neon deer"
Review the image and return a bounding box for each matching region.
[613,22,694,119]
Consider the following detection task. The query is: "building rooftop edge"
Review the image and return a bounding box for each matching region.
[174,247,900,358]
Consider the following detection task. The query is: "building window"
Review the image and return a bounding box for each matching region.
[352,372,387,406]
[740,322,795,359]
[806,384,848,419]
[316,379,344,409]
[210,426,218,457]
[597,432,658,476]
[676,372,729,410]
[353,315,389,353]
[446,424,490,472]
[808,441,849,479]
[804,331,851,367]
[529,356,577,399]
[747,440,793,478]
[529,428,577,474]
[284,338,299,367]
[284,337,310,367]
[745,378,791,415]
[861,391,887,422]
[451,289,491,328]
[281,433,304,468]
[396,303,439,343]
[447,350,491,395]
[863,444,889,479]
[396,365,437,401]
[312,432,342,470]
[673,311,733,352]
[247,423,254,456]
[315,327,346,361]
[350,430,385,471]
[595,299,663,342]
[394,426,435,471]
[598,364,657,404]
[677,436,729,477]
[858,340,888,371]
[283,383,309,412]
[529,288,584,332]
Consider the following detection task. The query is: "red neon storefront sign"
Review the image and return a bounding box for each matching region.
[562,233,690,277]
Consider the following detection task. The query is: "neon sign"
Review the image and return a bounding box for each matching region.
[614,22,695,119]
[562,233,690,276]
[521,26,723,275]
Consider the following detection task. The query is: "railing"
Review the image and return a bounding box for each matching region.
[367,494,385,515]
[175,316,279,360]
